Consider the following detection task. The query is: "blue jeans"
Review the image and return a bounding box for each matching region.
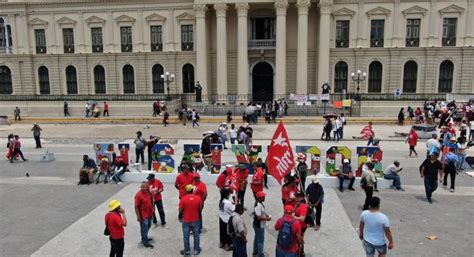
[232,237,247,257]
[363,240,387,256]
[338,127,344,139]
[139,218,152,245]
[275,248,297,257]
[182,221,200,254]
[457,153,466,170]
[252,225,265,257]
[424,177,438,200]
[384,173,401,189]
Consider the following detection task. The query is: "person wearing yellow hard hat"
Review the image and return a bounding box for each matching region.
[179,184,203,256]
[105,199,127,257]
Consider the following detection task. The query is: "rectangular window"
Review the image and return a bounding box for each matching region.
[405,19,420,47]
[62,28,75,53]
[120,26,133,52]
[150,25,163,51]
[181,25,193,51]
[370,20,384,47]
[91,27,103,53]
[442,18,457,46]
[335,20,350,48]
[35,29,47,54]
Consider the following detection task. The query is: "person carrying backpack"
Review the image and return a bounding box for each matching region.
[274,205,303,257]
[229,204,247,257]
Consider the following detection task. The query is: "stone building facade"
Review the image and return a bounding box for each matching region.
[0,0,473,103]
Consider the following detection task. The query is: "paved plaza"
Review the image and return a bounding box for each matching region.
[0,122,473,257]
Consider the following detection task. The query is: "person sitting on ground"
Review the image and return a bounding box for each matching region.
[383,161,404,191]
[110,157,127,184]
[338,159,355,192]
[80,155,97,185]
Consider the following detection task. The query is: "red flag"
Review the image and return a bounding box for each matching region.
[267,121,295,184]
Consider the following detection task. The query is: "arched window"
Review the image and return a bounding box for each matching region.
[334,61,348,93]
[65,66,78,94]
[94,65,106,94]
[402,61,417,93]
[368,61,382,93]
[0,65,12,94]
[438,60,454,93]
[152,64,164,94]
[38,66,50,95]
[123,65,135,94]
[182,63,195,93]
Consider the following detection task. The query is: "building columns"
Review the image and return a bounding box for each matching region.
[194,4,208,97]
[274,0,288,98]
[465,0,474,46]
[214,3,228,103]
[427,0,438,47]
[296,0,310,94]
[317,1,332,93]
[236,2,250,103]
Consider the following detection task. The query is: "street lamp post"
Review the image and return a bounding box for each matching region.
[351,70,366,100]
[160,71,174,101]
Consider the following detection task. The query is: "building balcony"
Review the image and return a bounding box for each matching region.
[442,38,456,46]
[248,39,276,50]
[0,46,12,54]
[406,39,419,47]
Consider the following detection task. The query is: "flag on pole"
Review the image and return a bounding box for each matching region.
[267,121,295,184]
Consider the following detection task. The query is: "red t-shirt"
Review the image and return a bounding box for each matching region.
[294,203,309,229]
[135,190,153,220]
[274,215,302,253]
[216,173,227,189]
[148,179,164,201]
[106,212,124,240]
[236,169,249,191]
[104,103,109,110]
[251,169,264,193]
[281,184,299,202]
[179,194,202,223]
[175,172,194,198]
[193,181,208,202]
[408,132,418,146]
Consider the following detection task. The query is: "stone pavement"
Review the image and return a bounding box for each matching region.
[32,183,365,257]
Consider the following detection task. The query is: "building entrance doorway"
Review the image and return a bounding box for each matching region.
[252,62,273,102]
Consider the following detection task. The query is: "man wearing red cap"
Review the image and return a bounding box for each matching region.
[275,205,303,257]
[252,191,271,257]
[175,164,194,199]
[193,173,207,232]
[147,174,166,227]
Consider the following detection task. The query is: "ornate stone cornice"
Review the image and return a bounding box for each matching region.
[145,13,166,23]
[28,17,48,26]
[366,6,391,18]
[214,3,228,18]
[296,0,311,15]
[235,2,249,17]
[176,12,195,21]
[56,16,77,26]
[318,0,332,14]
[402,5,428,17]
[438,4,465,17]
[114,14,135,24]
[193,4,207,19]
[332,7,356,18]
[274,0,289,16]
[85,15,106,25]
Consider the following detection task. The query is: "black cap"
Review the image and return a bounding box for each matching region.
[146,174,155,180]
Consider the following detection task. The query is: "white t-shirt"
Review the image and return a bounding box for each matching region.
[470,121,474,130]
[218,199,235,223]
[254,202,268,228]
[426,138,440,151]
[229,129,237,139]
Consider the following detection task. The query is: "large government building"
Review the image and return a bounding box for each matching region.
[0,0,473,103]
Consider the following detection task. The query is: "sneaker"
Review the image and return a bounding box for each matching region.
[180,250,190,256]
[397,188,405,191]
[117,182,122,185]
[224,245,233,251]
[339,188,343,192]
[144,243,154,248]
[450,188,454,192]
[314,225,321,231]
[193,249,201,255]
[373,189,379,192]
[427,198,433,204]
[161,223,167,228]
[348,187,355,191]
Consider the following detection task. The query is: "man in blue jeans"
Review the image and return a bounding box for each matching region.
[253,192,271,257]
[419,152,444,203]
[359,197,394,257]
[179,184,202,256]
[383,161,404,191]
[231,204,247,257]
[134,182,154,248]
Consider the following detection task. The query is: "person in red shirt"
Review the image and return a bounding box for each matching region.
[103,101,109,117]
[216,165,232,191]
[251,167,264,203]
[236,164,249,209]
[281,176,300,207]
[406,128,419,158]
[175,164,194,199]
[193,173,207,232]
[294,191,309,256]
[275,205,303,256]
[105,200,127,257]
[134,182,154,248]
[147,174,166,227]
[179,184,203,256]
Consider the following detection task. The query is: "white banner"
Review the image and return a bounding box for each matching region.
[308,94,330,101]
[289,93,308,102]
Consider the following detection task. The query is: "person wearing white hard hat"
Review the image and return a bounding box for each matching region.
[306,176,324,231]
[105,199,127,257]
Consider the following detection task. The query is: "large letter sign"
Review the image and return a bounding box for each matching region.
[326,146,352,176]
[295,145,321,175]
[94,143,114,163]
[181,144,204,171]
[117,143,130,164]
[267,122,295,184]
[151,143,175,173]
[356,146,383,177]
[210,144,223,174]
[231,144,262,174]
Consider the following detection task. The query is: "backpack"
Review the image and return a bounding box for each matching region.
[277,219,296,250]
[79,169,90,185]
[227,216,236,238]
